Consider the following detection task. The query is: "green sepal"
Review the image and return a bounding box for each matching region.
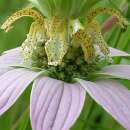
[28,0,103,18]
[77,0,102,18]
[7,63,51,76]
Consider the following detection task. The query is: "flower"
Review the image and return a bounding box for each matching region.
[1,3,130,130]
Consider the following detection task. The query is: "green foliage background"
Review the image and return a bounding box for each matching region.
[0,0,130,130]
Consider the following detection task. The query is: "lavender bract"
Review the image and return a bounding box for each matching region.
[1,1,130,130]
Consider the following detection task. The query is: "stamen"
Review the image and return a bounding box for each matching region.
[21,22,46,63]
[1,8,45,32]
[45,16,69,66]
[45,37,68,66]
[87,20,110,55]
[86,7,129,28]
[72,29,95,63]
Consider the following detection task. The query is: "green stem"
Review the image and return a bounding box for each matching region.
[81,98,95,130]
[71,95,95,130]
[11,106,29,130]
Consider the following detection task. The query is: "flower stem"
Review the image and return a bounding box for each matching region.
[11,106,29,130]
[71,95,95,130]
[81,96,95,130]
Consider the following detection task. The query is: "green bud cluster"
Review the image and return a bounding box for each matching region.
[28,44,106,83]
[30,42,48,67]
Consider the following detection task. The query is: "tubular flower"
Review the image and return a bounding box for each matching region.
[1,1,130,130]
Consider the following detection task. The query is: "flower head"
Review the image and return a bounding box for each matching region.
[1,1,130,130]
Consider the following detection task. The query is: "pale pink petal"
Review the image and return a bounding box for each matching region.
[0,68,40,115]
[109,47,130,57]
[100,65,130,80]
[78,79,130,130]
[0,47,23,66]
[0,67,12,76]
[30,77,86,130]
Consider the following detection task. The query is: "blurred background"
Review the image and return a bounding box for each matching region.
[0,0,130,130]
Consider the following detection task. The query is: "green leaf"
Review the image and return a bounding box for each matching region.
[38,0,53,17]
[127,0,130,3]
[17,108,29,130]
[114,26,130,63]
[71,96,94,130]
[70,0,84,18]
[79,0,103,17]
[28,0,104,18]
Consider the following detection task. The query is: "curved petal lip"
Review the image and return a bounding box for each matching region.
[30,77,86,130]
[109,47,130,57]
[0,68,42,116]
[77,79,130,130]
[97,65,130,80]
[0,47,23,67]
[96,72,130,80]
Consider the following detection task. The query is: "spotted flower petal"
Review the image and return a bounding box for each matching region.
[109,47,130,57]
[30,77,86,130]
[0,47,22,67]
[0,68,41,115]
[78,79,130,130]
[99,65,130,80]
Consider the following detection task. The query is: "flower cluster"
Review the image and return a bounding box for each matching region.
[0,0,130,130]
